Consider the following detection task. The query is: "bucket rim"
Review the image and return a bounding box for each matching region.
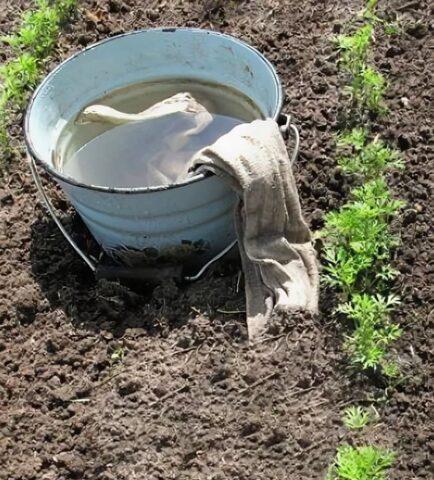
[25,27,283,194]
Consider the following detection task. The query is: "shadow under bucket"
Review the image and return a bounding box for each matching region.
[25,28,284,279]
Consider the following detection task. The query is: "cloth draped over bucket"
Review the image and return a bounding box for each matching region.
[191,119,319,339]
[79,93,319,340]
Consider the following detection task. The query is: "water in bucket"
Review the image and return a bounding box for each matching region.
[56,79,262,189]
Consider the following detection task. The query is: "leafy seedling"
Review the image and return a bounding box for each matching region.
[343,406,374,430]
[327,445,395,480]
[321,179,404,295]
[384,22,400,36]
[336,24,373,75]
[0,53,40,108]
[381,360,400,379]
[339,294,402,369]
[348,66,387,114]
[337,128,368,152]
[110,346,125,364]
[338,136,404,179]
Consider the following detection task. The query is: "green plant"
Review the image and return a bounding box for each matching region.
[327,445,395,480]
[348,66,387,114]
[337,128,368,151]
[338,135,404,178]
[381,360,400,378]
[0,53,40,108]
[0,114,10,158]
[361,0,381,23]
[338,294,401,369]
[336,24,373,75]
[384,23,400,36]
[1,0,76,55]
[321,180,403,295]
[343,406,373,430]
[0,0,76,165]
[110,346,125,363]
[2,1,61,56]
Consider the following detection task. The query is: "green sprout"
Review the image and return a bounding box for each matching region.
[110,346,125,364]
[327,445,395,480]
[348,66,387,114]
[381,361,400,378]
[337,128,368,152]
[321,179,404,295]
[336,24,373,75]
[0,53,40,108]
[338,136,404,179]
[338,294,401,370]
[343,406,374,430]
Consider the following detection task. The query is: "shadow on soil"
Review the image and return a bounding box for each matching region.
[29,213,245,338]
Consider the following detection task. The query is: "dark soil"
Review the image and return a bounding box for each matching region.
[0,1,432,479]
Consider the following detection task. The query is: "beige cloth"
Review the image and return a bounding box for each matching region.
[78,95,319,339]
[71,93,213,187]
[192,119,319,340]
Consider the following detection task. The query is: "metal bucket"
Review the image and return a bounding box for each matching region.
[25,28,287,278]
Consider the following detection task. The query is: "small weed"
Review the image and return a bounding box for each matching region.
[381,360,400,378]
[343,406,374,430]
[327,445,395,480]
[338,135,404,179]
[384,22,400,36]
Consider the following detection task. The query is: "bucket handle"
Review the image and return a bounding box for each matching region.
[278,113,300,165]
[29,154,97,272]
[28,116,299,281]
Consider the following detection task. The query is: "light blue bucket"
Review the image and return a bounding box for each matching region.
[25,28,287,278]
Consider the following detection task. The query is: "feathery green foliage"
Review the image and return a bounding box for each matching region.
[0,53,40,108]
[336,24,373,75]
[338,133,404,178]
[348,66,387,113]
[327,445,395,480]
[0,0,76,159]
[2,1,62,55]
[338,294,401,369]
[322,179,403,294]
[337,128,368,151]
[343,406,374,430]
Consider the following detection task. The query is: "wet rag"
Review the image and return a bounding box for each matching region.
[192,119,319,340]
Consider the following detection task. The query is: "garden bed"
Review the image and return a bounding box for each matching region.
[0,1,432,479]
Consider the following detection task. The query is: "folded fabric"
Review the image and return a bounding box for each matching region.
[70,92,213,186]
[192,119,319,340]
